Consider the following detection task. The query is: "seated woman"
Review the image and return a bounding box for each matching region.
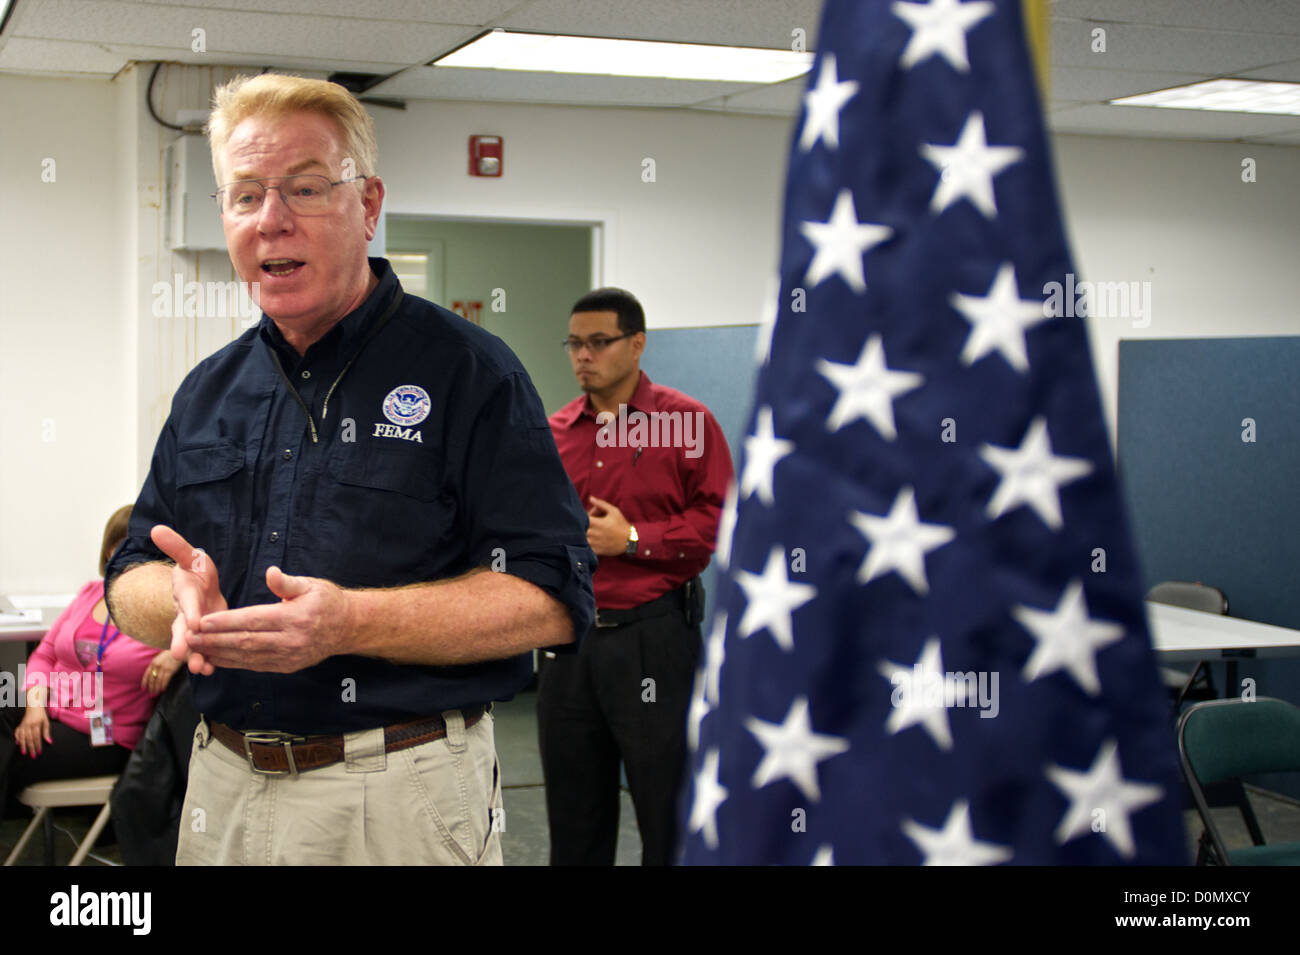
[1,505,181,819]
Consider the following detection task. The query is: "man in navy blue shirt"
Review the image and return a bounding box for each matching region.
[105,73,595,865]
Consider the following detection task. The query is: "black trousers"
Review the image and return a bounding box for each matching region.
[0,708,131,818]
[537,599,701,866]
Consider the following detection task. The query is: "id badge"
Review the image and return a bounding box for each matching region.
[88,708,115,747]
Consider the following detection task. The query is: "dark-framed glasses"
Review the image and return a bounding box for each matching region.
[212,174,368,217]
[561,333,633,354]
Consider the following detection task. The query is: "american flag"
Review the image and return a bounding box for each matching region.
[679,0,1186,865]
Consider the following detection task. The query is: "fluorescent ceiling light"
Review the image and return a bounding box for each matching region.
[1111,79,1300,116]
[433,30,813,84]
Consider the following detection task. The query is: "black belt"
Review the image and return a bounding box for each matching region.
[594,579,698,629]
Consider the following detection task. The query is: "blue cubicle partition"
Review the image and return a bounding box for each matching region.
[641,324,761,627]
[1119,337,1300,799]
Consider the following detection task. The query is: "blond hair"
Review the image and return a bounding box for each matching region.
[206,74,378,183]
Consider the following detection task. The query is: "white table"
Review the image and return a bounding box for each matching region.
[1146,601,1300,663]
[0,606,67,643]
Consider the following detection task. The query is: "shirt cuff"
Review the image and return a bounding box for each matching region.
[498,544,596,651]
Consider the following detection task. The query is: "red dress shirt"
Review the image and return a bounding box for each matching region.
[549,372,733,610]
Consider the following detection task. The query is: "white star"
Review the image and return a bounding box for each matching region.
[686,671,710,753]
[740,407,795,506]
[892,0,995,72]
[817,334,924,439]
[799,53,859,151]
[1047,739,1164,859]
[735,546,818,652]
[799,189,893,292]
[715,482,739,569]
[902,799,1013,865]
[810,844,835,866]
[1014,580,1125,695]
[745,696,850,802]
[878,637,972,751]
[950,263,1050,372]
[703,612,727,704]
[849,486,955,595]
[979,417,1093,530]
[920,112,1024,218]
[687,748,729,851]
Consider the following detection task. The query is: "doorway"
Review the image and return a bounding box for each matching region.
[386,217,594,415]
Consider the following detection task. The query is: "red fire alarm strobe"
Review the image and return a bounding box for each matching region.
[469,135,503,177]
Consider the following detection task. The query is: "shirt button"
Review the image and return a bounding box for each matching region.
[282,449,293,461]
[269,531,280,543]
[595,460,603,468]
[643,548,650,556]
[301,370,311,380]
[678,552,684,558]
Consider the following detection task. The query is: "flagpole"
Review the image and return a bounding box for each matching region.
[1021,0,1050,98]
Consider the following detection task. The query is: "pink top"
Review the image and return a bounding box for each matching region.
[22,579,164,751]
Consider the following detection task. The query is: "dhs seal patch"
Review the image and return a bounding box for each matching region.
[383,385,431,427]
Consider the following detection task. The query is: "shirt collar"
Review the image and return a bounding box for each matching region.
[557,370,657,428]
[257,257,400,364]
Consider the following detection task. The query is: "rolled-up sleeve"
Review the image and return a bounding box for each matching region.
[460,371,596,647]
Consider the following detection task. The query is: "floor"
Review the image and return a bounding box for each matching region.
[3,688,1297,866]
[0,688,643,866]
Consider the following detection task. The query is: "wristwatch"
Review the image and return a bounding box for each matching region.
[625,525,638,556]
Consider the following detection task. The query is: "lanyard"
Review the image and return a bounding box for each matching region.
[97,613,120,672]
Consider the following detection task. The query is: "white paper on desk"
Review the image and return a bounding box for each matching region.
[0,609,42,625]
[7,594,74,610]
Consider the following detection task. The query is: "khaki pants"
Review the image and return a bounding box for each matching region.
[176,711,503,865]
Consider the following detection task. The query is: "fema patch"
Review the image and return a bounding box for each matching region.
[383,385,431,427]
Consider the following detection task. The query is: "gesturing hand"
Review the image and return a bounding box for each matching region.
[586,495,633,557]
[187,566,351,673]
[150,524,227,676]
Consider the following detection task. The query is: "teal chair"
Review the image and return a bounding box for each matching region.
[1178,698,1300,866]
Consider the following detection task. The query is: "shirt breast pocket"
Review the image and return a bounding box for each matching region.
[323,445,455,585]
[173,442,243,565]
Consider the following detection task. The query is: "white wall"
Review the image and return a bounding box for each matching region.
[0,75,131,591]
[1,62,1297,594]
[1053,134,1300,441]
[373,99,792,332]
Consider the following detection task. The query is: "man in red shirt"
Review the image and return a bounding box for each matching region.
[541,287,733,865]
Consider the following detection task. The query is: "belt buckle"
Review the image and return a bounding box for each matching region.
[594,610,618,629]
[241,729,306,776]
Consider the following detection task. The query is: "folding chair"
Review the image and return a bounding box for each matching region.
[2,775,119,866]
[1178,698,1300,866]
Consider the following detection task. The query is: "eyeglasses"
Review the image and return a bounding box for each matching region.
[561,333,633,354]
[212,174,368,217]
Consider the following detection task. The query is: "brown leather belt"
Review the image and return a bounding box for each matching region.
[209,705,487,776]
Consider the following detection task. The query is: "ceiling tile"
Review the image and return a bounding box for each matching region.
[1050,18,1300,74]
[1047,102,1300,140]
[100,43,409,76]
[1050,66,1206,104]
[1051,0,1300,36]
[690,77,804,115]
[1247,129,1300,144]
[499,0,823,50]
[0,37,127,74]
[132,0,519,24]
[8,0,478,67]
[369,65,760,108]
[1237,59,1300,82]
